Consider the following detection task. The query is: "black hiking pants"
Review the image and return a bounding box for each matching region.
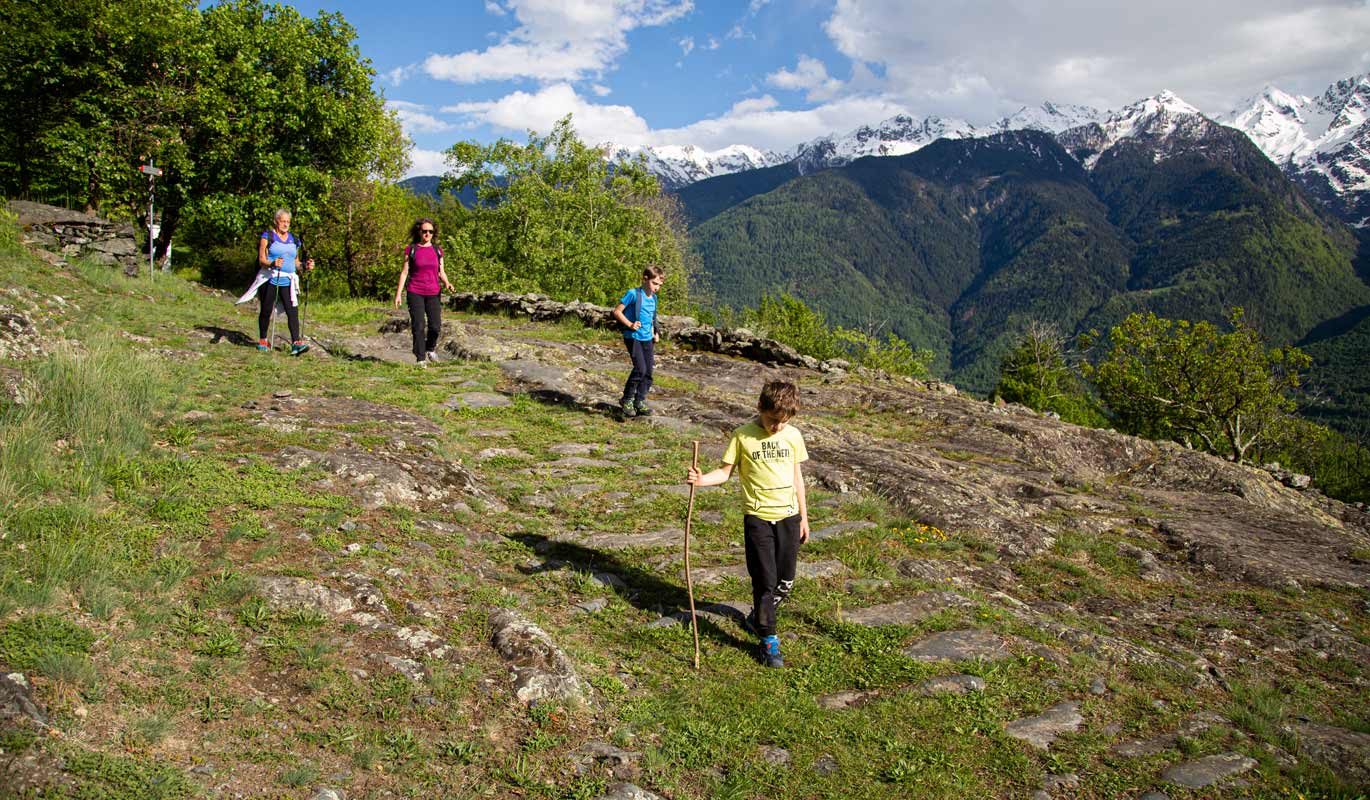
[406,291,442,362]
[257,282,300,343]
[621,338,654,404]
[743,513,802,637]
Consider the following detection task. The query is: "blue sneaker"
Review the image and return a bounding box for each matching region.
[290,341,310,356]
[761,635,783,668]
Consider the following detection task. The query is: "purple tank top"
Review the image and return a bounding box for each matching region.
[406,245,441,296]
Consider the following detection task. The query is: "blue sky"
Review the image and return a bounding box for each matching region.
[282,0,1370,176]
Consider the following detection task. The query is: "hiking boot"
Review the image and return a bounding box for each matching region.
[417,358,427,369]
[290,341,310,356]
[256,339,270,352]
[425,351,438,364]
[619,400,636,418]
[634,400,653,417]
[760,636,783,668]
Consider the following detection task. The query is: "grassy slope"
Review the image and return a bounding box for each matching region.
[1,230,1367,799]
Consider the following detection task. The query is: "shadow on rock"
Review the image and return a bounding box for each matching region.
[512,531,755,659]
[195,325,256,347]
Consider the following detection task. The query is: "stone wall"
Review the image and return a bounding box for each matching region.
[445,290,958,393]
[6,200,144,276]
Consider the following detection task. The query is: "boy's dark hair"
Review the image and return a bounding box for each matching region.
[642,264,666,280]
[758,380,800,418]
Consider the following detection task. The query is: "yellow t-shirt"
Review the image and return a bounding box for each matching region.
[722,420,808,522]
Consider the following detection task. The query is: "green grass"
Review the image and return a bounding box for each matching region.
[2,216,1368,799]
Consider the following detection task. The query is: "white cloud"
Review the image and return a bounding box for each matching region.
[425,0,694,84]
[591,83,613,96]
[446,83,908,152]
[678,36,695,56]
[659,93,907,151]
[748,0,769,12]
[407,148,450,178]
[387,101,457,135]
[444,83,655,147]
[484,1,506,15]
[704,35,720,50]
[822,0,1370,117]
[385,65,419,86]
[766,56,845,101]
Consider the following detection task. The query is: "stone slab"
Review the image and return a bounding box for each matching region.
[1160,753,1258,789]
[902,629,1014,663]
[1004,701,1084,750]
[840,591,974,626]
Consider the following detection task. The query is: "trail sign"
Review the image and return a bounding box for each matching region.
[140,164,162,176]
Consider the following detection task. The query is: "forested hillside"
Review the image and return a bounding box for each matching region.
[688,129,1370,394]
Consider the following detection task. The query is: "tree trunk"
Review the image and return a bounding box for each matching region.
[155,202,181,263]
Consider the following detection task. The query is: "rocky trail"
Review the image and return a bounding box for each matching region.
[195,298,1370,798]
[2,228,1369,798]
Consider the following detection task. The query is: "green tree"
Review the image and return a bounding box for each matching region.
[832,328,933,378]
[306,177,424,298]
[162,0,402,265]
[440,116,690,308]
[0,0,201,213]
[995,321,1104,425]
[745,293,842,360]
[1082,309,1311,461]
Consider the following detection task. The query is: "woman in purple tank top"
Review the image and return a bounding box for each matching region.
[392,217,455,366]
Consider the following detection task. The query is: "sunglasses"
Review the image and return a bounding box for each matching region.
[420,228,435,234]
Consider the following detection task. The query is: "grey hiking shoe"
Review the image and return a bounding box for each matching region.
[634,400,653,417]
[760,636,783,668]
[619,400,636,418]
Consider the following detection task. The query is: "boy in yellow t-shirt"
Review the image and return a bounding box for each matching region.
[686,380,809,668]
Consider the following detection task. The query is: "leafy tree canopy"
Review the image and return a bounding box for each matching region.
[994,321,1106,426]
[1082,308,1311,461]
[439,116,694,310]
[0,0,404,267]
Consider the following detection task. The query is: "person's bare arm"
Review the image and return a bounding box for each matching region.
[795,460,810,543]
[612,303,641,331]
[687,463,733,487]
[258,237,277,268]
[393,259,410,308]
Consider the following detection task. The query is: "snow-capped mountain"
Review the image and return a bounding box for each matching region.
[1221,75,1370,225]
[607,143,785,190]
[1056,91,1221,168]
[787,114,978,173]
[596,75,1370,226]
[986,102,1103,134]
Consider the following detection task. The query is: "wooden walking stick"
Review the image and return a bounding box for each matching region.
[684,440,701,669]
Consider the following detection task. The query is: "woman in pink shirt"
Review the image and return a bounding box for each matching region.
[393,217,455,366]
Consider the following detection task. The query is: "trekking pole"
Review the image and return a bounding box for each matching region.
[684,440,701,670]
[267,279,280,352]
[300,268,308,344]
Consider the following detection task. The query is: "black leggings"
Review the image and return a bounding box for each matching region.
[406,291,442,361]
[743,513,802,637]
[257,282,299,343]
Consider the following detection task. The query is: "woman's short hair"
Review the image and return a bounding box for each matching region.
[272,208,291,224]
